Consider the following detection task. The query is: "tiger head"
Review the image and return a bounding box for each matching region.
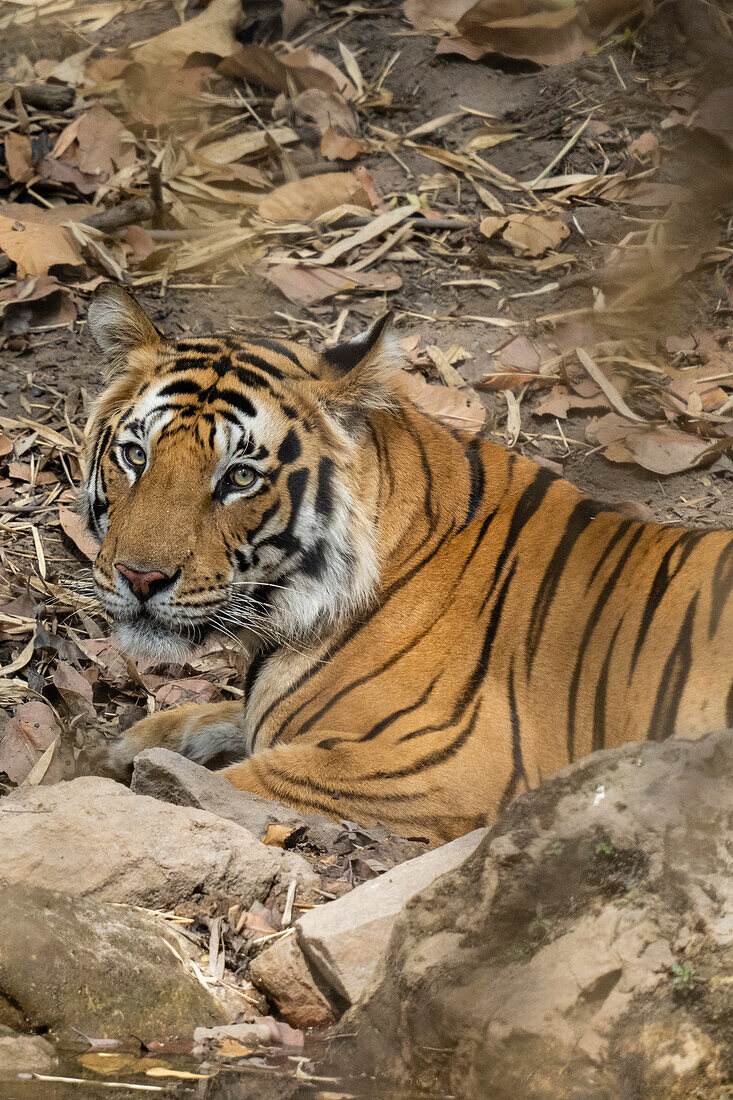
[80,284,400,662]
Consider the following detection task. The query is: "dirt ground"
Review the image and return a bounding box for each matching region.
[2,3,733,742]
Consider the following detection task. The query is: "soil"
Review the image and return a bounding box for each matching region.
[3,0,732,544]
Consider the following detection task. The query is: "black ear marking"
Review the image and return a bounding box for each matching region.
[323,312,394,374]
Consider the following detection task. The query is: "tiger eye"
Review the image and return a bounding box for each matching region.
[123,442,146,468]
[229,465,256,489]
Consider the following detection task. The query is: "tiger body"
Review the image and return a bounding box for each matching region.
[82,286,733,845]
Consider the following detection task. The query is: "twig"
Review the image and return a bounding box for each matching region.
[16,84,75,111]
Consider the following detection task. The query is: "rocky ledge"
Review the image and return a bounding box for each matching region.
[0,733,731,1097]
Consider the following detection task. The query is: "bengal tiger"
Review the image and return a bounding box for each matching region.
[80,283,733,846]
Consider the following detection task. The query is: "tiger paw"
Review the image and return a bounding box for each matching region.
[83,726,141,781]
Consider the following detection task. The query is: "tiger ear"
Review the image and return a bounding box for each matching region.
[87,283,164,376]
[320,313,401,412]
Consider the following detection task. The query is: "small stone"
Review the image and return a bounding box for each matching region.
[250,931,337,1029]
[0,1034,56,1078]
[296,828,487,1004]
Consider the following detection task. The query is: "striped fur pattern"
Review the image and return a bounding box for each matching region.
[82,284,733,845]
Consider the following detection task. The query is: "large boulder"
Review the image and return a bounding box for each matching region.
[334,731,733,1099]
[0,776,317,909]
[0,884,228,1041]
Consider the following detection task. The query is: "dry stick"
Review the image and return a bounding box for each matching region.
[0,197,157,278]
[16,84,75,111]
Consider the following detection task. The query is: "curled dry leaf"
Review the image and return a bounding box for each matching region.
[0,701,66,786]
[52,105,135,182]
[220,45,356,101]
[586,413,715,475]
[406,0,652,67]
[264,264,402,306]
[396,370,486,434]
[0,276,77,335]
[59,505,99,560]
[0,209,83,278]
[321,126,370,161]
[480,213,568,256]
[502,213,569,256]
[259,171,373,223]
[133,0,242,67]
[4,132,33,183]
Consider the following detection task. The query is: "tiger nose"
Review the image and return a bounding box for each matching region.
[115,562,173,602]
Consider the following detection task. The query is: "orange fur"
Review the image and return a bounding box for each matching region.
[83,287,733,844]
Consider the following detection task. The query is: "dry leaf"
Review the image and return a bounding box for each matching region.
[59,505,98,560]
[321,127,370,161]
[134,0,242,66]
[259,172,372,222]
[396,369,486,433]
[0,701,64,785]
[586,413,714,474]
[0,209,83,278]
[264,264,401,306]
[407,0,652,67]
[53,660,95,720]
[0,276,77,334]
[263,823,295,847]
[52,105,135,181]
[502,213,569,256]
[4,132,33,183]
[221,45,356,100]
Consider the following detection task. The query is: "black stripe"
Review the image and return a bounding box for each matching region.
[567,525,645,761]
[360,694,482,782]
[257,529,455,742]
[402,414,438,529]
[497,659,529,816]
[210,388,256,418]
[400,558,517,744]
[463,439,485,529]
[242,338,306,370]
[629,531,698,680]
[315,457,335,518]
[277,429,301,465]
[526,499,599,676]
[235,351,286,381]
[356,676,440,743]
[648,591,699,741]
[709,539,733,639]
[490,466,555,597]
[157,378,201,397]
[592,618,624,753]
[587,521,631,591]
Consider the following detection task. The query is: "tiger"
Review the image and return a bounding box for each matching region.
[79,282,733,846]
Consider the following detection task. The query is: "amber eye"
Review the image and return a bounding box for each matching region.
[227,465,257,490]
[122,442,146,469]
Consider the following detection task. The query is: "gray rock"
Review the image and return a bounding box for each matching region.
[249,931,337,1030]
[296,828,487,1004]
[0,1034,56,1078]
[0,884,228,1041]
[0,775,317,910]
[132,747,307,839]
[334,730,733,1100]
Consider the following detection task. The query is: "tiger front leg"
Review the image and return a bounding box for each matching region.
[88,700,246,781]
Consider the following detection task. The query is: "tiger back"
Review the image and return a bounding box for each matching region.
[82,284,733,845]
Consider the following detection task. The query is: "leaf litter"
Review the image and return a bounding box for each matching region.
[2,0,733,1077]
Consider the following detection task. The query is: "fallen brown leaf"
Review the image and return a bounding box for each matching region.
[407,0,652,67]
[502,213,569,256]
[59,506,99,560]
[4,132,33,183]
[321,127,370,161]
[0,701,66,786]
[586,413,715,474]
[0,208,84,278]
[396,369,486,433]
[258,172,372,222]
[134,0,242,66]
[264,264,402,306]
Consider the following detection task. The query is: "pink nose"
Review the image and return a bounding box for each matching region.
[115,562,171,602]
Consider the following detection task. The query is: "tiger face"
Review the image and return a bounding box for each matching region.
[81,284,398,662]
